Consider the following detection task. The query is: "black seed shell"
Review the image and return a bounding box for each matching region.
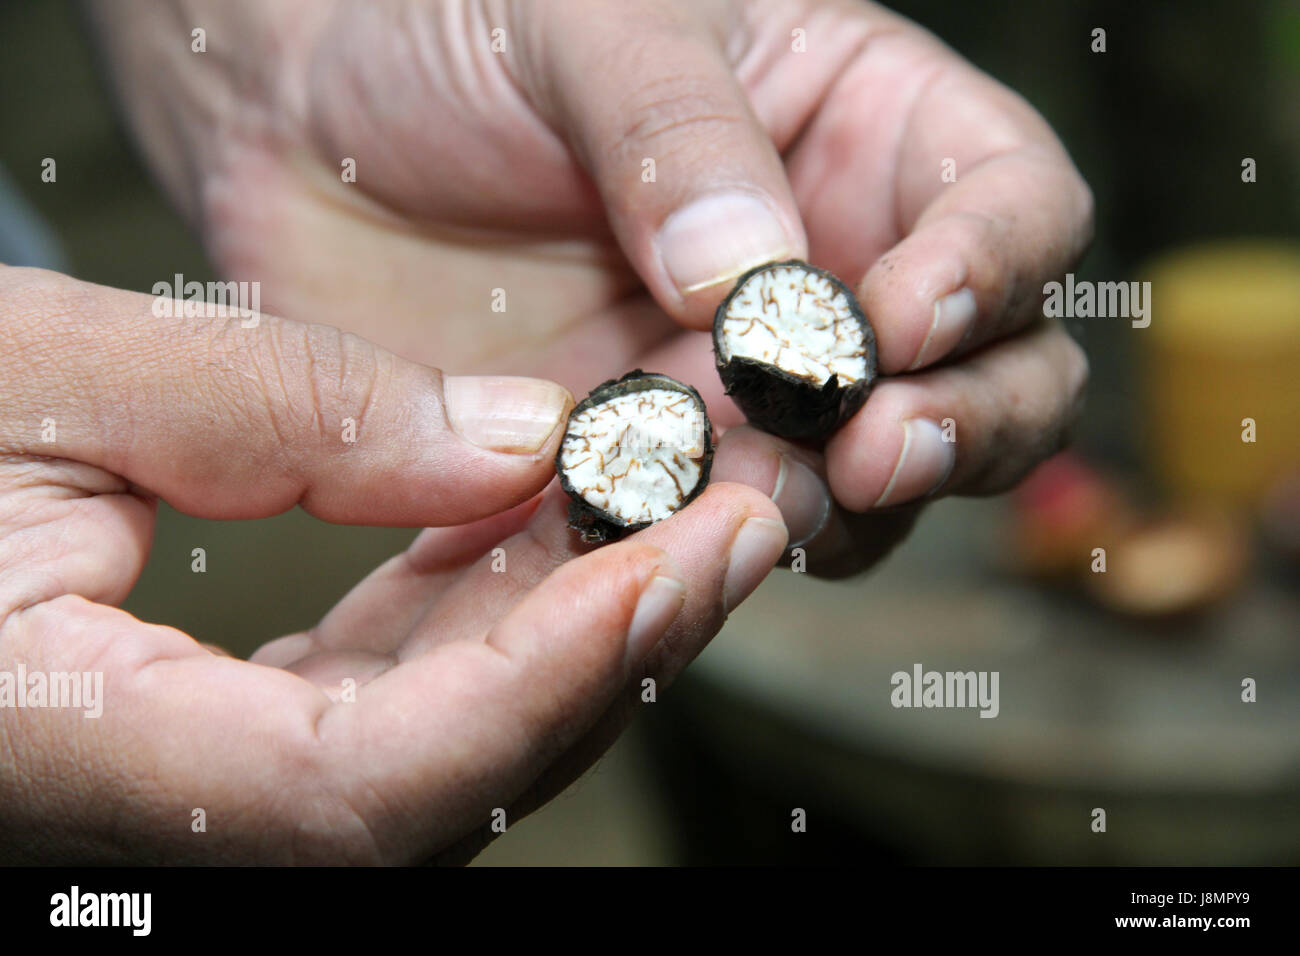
[713,260,878,441]
[555,370,714,544]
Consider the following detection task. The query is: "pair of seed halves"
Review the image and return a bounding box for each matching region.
[557,260,878,543]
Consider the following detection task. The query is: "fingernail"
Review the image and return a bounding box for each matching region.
[873,418,956,508]
[656,192,799,296]
[909,287,977,371]
[626,574,686,669]
[723,517,788,614]
[443,376,572,454]
[771,455,832,548]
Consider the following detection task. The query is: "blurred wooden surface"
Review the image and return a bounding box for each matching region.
[683,497,1300,863]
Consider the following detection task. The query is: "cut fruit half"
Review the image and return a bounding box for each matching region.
[714,259,877,440]
[556,370,713,543]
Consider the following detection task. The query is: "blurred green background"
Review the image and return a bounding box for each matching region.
[1,0,1297,864]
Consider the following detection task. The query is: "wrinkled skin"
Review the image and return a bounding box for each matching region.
[0,0,1090,863]
[94,0,1091,571]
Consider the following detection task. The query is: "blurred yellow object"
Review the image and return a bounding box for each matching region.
[1142,240,1300,508]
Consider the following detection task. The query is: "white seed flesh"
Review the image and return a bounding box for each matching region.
[560,388,705,526]
[719,264,868,386]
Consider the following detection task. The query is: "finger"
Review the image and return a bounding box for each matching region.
[0,455,155,610]
[399,478,785,658]
[708,424,925,578]
[439,478,809,858]
[1,595,352,863]
[710,424,831,549]
[518,0,805,327]
[827,320,1088,512]
[324,482,786,859]
[806,506,925,579]
[862,146,1093,373]
[455,502,924,853]
[0,267,571,528]
[255,493,547,662]
[782,31,1092,373]
[856,63,1093,373]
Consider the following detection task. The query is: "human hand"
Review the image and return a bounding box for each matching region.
[0,266,786,862]
[88,0,1091,576]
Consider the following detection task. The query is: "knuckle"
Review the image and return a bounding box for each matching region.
[614,75,747,159]
[243,320,380,455]
[299,323,381,441]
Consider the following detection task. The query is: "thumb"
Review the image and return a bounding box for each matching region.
[521,0,806,328]
[0,266,572,526]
